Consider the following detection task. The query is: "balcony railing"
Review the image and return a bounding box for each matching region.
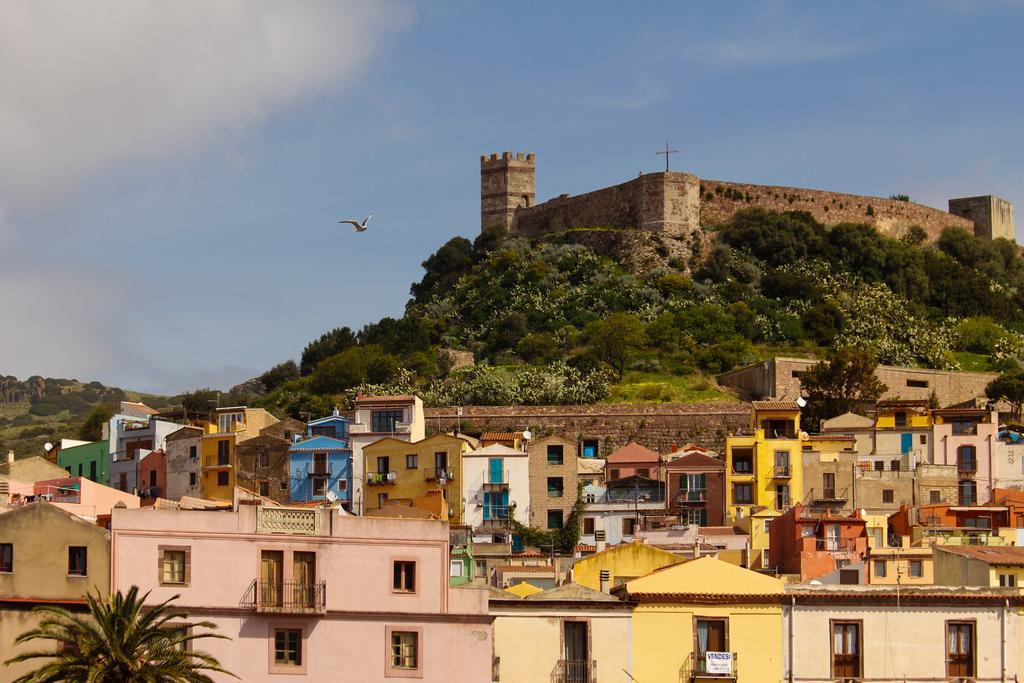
[424,467,454,482]
[481,505,513,528]
[680,651,738,680]
[813,537,860,554]
[551,659,596,683]
[957,459,978,474]
[241,579,326,614]
[675,489,708,504]
[730,465,754,476]
[806,487,849,504]
[483,470,510,488]
[305,462,332,477]
[367,471,397,486]
[770,465,791,479]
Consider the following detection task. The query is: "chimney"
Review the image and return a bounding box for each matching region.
[599,569,611,594]
[6,450,13,465]
[595,529,607,553]
[332,407,340,417]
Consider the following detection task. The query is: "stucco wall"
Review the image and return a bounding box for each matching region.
[461,451,530,527]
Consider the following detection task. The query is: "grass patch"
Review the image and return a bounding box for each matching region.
[607,371,734,404]
[952,352,993,372]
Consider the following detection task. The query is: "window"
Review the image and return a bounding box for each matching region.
[581,439,599,458]
[958,480,978,506]
[310,425,335,438]
[693,618,728,674]
[119,473,128,491]
[390,630,419,670]
[372,410,403,433]
[873,560,887,578]
[216,471,229,487]
[188,445,197,460]
[890,459,901,472]
[337,480,347,492]
[801,524,815,538]
[547,477,564,498]
[763,519,771,533]
[258,450,270,468]
[216,439,230,465]
[149,469,158,487]
[89,460,96,481]
[731,448,753,474]
[377,456,390,475]
[450,559,464,578]
[160,548,189,586]
[78,464,83,477]
[1000,573,1017,587]
[822,473,836,499]
[882,489,894,504]
[393,561,416,593]
[378,493,389,508]
[273,628,302,667]
[68,547,87,577]
[894,411,908,427]
[930,489,942,504]
[874,461,885,472]
[547,445,564,465]
[919,434,927,444]
[634,467,649,479]
[946,621,975,677]
[547,510,563,529]
[832,621,861,678]
[732,483,753,505]
[906,379,928,389]
[189,472,197,487]
[582,518,595,535]
[622,518,636,536]
[761,548,770,567]
[685,507,707,526]
[773,450,790,477]
[909,560,923,578]
[312,476,328,496]
[609,468,620,481]
[258,481,270,497]
[405,454,418,469]
[957,445,977,472]
[775,484,790,510]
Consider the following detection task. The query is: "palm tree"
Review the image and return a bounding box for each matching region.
[5,586,236,682]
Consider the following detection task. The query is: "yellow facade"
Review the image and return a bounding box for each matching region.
[363,434,471,523]
[725,405,804,523]
[624,556,785,683]
[874,404,933,430]
[736,507,780,570]
[200,426,235,500]
[865,549,935,585]
[572,541,681,590]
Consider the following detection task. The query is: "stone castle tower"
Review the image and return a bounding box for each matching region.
[480,152,536,233]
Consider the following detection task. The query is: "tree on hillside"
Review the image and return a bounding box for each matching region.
[584,313,646,380]
[6,586,233,682]
[986,370,1024,422]
[409,236,474,302]
[801,346,888,427]
[77,405,113,442]
[300,327,357,376]
[309,346,399,395]
[259,360,299,393]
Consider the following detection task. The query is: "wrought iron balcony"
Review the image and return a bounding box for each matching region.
[305,461,333,477]
[480,505,512,528]
[957,459,978,474]
[806,487,849,504]
[770,465,791,479]
[241,579,326,614]
[551,658,596,683]
[367,471,397,486]
[680,651,738,680]
[424,467,454,482]
[482,470,510,489]
[675,489,708,504]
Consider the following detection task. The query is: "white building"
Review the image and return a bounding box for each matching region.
[462,444,530,531]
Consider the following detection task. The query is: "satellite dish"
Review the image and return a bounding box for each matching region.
[795,397,807,408]
[325,490,338,503]
[43,442,53,453]
[522,430,532,441]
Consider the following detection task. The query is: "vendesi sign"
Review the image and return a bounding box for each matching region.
[705,651,733,675]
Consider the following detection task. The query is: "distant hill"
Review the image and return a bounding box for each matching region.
[0,375,171,458]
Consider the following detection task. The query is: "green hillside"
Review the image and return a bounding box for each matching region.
[256,209,1024,418]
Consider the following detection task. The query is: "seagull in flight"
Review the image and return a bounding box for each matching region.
[339,214,373,232]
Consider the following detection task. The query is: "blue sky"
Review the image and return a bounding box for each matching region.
[2,1,1023,394]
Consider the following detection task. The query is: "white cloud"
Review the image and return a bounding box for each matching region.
[0,0,412,205]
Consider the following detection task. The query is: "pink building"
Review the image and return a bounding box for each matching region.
[28,476,139,523]
[932,408,999,505]
[110,505,493,681]
[137,449,166,506]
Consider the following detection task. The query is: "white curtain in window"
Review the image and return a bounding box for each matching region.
[697,621,709,653]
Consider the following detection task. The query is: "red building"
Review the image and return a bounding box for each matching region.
[662,449,725,526]
[605,442,661,482]
[137,449,166,507]
[769,502,868,581]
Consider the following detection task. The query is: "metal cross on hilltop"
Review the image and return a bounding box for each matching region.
[656,142,678,172]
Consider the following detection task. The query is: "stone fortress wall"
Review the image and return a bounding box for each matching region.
[481,151,1013,243]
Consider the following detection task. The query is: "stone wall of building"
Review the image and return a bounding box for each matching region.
[699,179,975,240]
[424,402,751,454]
[949,195,1016,240]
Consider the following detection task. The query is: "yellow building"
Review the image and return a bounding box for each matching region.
[934,545,1024,588]
[572,541,682,591]
[200,406,279,500]
[489,582,633,683]
[362,433,472,523]
[619,555,785,682]
[866,546,935,585]
[735,506,780,570]
[725,400,804,523]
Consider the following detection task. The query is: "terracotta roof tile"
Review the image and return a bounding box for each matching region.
[480,432,522,441]
[937,545,1024,566]
[752,400,800,411]
[699,526,743,536]
[495,565,556,573]
[803,434,856,442]
[605,442,660,463]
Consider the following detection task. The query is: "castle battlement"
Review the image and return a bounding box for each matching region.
[480,151,1015,244]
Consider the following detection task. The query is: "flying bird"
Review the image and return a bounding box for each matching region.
[339,214,373,232]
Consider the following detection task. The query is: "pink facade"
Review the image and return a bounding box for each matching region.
[137,449,166,506]
[29,476,139,522]
[111,506,493,681]
[932,409,999,505]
